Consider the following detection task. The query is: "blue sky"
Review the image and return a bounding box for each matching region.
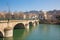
[0,0,60,12]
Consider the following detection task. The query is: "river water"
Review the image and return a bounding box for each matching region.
[0,24,60,40]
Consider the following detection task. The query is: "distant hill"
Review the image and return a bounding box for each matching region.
[24,10,60,15]
[24,10,39,14]
[47,10,60,14]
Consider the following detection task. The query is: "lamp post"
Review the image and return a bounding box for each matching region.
[6,1,11,23]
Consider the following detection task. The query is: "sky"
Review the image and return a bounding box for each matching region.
[0,0,60,12]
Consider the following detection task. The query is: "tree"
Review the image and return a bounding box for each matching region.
[56,16,60,24]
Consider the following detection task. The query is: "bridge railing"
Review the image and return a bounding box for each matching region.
[0,18,39,21]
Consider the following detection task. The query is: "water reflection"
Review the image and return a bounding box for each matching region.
[13,29,30,40]
[0,38,3,40]
[0,37,13,40]
[43,25,48,32]
[0,26,35,40]
[3,37,13,40]
[1,24,60,40]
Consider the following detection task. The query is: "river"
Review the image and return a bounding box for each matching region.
[0,24,60,40]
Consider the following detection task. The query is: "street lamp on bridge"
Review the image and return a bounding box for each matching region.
[6,1,11,22]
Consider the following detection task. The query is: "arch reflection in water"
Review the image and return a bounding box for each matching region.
[13,29,29,40]
[0,38,3,40]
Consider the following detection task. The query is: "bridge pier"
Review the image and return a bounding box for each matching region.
[37,22,39,25]
[4,28,13,37]
[33,23,36,27]
[25,24,29,30]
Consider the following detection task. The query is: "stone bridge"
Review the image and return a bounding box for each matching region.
[0,20,39,38]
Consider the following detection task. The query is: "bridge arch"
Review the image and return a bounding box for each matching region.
[0,31,3,38]
[29,22,33,26]
[14,23,25,29]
